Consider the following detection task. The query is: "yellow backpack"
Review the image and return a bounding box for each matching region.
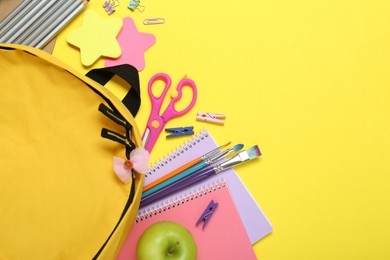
[0,44,144,259]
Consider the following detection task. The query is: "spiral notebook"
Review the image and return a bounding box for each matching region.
[117,181,257,259]
[140,130,272,244]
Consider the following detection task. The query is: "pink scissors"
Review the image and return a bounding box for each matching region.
[142,73,197,152]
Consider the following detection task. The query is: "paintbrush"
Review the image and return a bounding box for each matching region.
[140,145,261,208]
[142,141,231,192]
[141,143,244,199]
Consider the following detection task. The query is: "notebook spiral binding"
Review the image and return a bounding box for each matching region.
[145,129,209,178]
[136,178,225,223]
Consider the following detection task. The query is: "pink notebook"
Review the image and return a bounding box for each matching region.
[117,182,256,259]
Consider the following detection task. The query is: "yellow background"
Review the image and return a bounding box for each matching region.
[52,0,390,259]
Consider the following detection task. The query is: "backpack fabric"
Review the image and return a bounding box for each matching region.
[0,44,144,259]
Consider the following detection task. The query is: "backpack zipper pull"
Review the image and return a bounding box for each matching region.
[101,128,132,147]
[99,103,131,129]
[101,128,136,159]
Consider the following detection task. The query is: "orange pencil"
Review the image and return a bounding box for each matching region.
[142,142,231,192]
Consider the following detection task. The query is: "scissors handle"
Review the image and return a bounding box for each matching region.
[142,73,197,152]
[147,73,172,109]
[161,77,197,121]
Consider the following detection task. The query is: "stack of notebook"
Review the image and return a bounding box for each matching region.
[117,130,272,259]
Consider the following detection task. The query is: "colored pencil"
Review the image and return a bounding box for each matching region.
[142,141,231,192]
[140,145,261,208]
[141,143,243,199]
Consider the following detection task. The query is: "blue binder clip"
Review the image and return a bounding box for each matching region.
[128,0,145,12]
[196,200,218,229]
[165,126,194,138]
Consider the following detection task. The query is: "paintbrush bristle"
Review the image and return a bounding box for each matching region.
[247,145,261,159]
[222,141,232,148]
[232,144,244,151]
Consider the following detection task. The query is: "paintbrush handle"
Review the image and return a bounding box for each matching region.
[143,143,227,192]
[140,167,216,208]
[140,145,261,208]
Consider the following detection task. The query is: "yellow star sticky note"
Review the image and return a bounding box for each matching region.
[67,10,122,67]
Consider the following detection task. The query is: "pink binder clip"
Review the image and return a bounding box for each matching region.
[196,200,218,229]
[196,112,225,125]
[103,0,118,15]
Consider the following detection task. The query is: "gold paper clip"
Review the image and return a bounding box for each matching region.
[143,18,165,25]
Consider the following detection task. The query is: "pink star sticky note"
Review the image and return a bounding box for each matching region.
[105,17,156,71]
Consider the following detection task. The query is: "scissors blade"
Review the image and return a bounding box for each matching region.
[142,123,163,152]
[142,128,151,147]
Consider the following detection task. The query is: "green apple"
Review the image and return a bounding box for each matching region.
[136,221,197,260]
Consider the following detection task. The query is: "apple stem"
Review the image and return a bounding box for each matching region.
[168,241,180,256]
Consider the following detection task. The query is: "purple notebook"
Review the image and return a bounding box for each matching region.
[141,130,272,244]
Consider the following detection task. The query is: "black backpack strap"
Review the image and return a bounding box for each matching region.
[86,64,141,117]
